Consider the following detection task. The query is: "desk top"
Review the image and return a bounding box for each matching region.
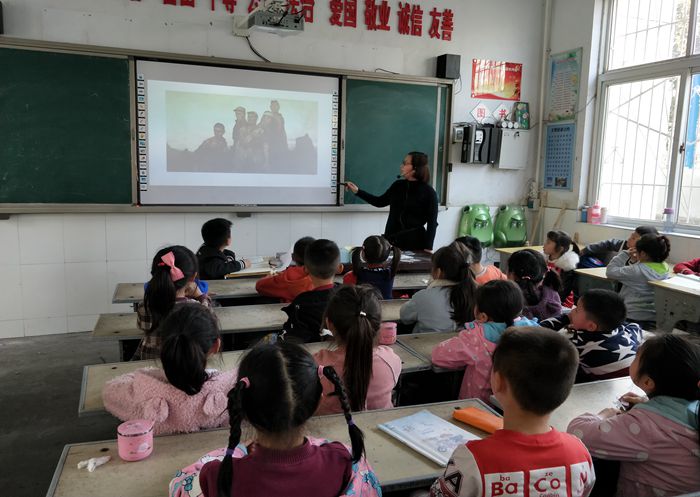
[112,273,430,304]
[494,245,543,255]
[649,275,700,297]
[93,299,406,340]
[79,341,430,416]
[50,400,493,497]
[574,267,610,280]
[397,331,458,363]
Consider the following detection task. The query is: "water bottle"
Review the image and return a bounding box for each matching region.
[588,201,602,224]
[662,207,674,233]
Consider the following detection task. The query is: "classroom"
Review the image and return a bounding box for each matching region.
[2,1,700,496]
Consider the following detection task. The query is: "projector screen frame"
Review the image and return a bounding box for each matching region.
[0,36,453,214]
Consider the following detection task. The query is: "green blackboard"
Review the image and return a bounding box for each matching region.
[0,47,132,204]
[343,78,447,204]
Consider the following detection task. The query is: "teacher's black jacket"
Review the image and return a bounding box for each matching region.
[356,180,438,250]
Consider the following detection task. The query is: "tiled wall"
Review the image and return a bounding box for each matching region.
[0,208,470,338]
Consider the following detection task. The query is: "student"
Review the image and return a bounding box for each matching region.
[454,235,506,285]
[543,230,580,307]
[568,335,700,497]
[579,225,658,268]
[194,341,381,497]
[281,239,341,342]
[673,257,700,276]
[540,289,643,381]
[134,245,212,361]
[431,327,595,497]
[314,285,402,415]
[104,304,235,435]
[431,280,539,402]
[255,236,315,303]
[606,234,671,329]
[196,218,251,280]
[400,242,477,333]
[507,248,563,321]
[343,235,401,299]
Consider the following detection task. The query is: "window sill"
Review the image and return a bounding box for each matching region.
[575,221,700,241]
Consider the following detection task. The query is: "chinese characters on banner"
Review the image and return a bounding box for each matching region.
[142,0,453,39]
[471,59,522,101]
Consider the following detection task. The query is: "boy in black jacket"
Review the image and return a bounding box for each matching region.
[196,218,251,280]
[281,239,341,343]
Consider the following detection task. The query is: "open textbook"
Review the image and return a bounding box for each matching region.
[378,410,481,467]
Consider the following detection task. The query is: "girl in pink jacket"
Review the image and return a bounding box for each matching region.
[314,285,402,415]
[431,280,538,402]
[103,303,237,435]
[568,335,700,497]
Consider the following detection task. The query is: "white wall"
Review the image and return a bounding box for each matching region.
[0,0,546,337]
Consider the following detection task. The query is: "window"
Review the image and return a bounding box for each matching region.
[595,0,700,228]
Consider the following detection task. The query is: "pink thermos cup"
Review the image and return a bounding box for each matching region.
[117,419,154,462]
[379,322,397,344]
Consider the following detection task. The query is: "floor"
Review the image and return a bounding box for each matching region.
[0,333,120,497]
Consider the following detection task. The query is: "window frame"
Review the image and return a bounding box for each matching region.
[591,0,700,232]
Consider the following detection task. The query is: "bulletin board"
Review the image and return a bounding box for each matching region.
[543,123,575,191]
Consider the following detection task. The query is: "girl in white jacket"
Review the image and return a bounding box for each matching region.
[544,230,581,307]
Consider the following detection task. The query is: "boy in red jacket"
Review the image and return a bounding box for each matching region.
[255,237,315,302]
[431,327,595,497]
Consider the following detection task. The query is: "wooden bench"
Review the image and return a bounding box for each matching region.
[112,273,431,304]
[48,378,638,497]
[78,341,431,416]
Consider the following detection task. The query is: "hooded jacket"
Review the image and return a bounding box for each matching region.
[255,266,313,303]
[103,367,237,435]
[606,251,670,322]
[196,245,244,280]
[540,314,643,380]
[568,396,700,497]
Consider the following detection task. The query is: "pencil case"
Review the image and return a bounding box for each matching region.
[452,407,503,434]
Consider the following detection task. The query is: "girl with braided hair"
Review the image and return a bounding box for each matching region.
[314,285,402,415]
[169,341,381,497]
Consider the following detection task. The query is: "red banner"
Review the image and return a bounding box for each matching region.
[471,59,522,101]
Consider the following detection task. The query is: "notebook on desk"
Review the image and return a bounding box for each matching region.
[378,410,480,466]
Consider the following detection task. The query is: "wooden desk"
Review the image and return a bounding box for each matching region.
[574,267,617,294]
[49,400,495,497]
[93,299,406,341]
[51,379,641,497]
[397,331,459,372]
[549,377,641,431]
[494,245,543,273]
[112,273,430,305]
[649,275,700,332]
[79,341,430,417]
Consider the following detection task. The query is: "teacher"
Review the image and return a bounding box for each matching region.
[345,151,439,251]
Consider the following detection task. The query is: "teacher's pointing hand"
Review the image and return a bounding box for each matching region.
[344,181,359,194]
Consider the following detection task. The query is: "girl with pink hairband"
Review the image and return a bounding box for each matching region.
[133,245,212,361]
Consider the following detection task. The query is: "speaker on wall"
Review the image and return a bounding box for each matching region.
[436,54,460,80]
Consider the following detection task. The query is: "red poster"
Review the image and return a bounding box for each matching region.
[471,59,522,101]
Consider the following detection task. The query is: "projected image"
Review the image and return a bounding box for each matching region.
[165,91,318,174]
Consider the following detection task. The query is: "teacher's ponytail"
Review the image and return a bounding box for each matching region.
[408,151,430,183]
